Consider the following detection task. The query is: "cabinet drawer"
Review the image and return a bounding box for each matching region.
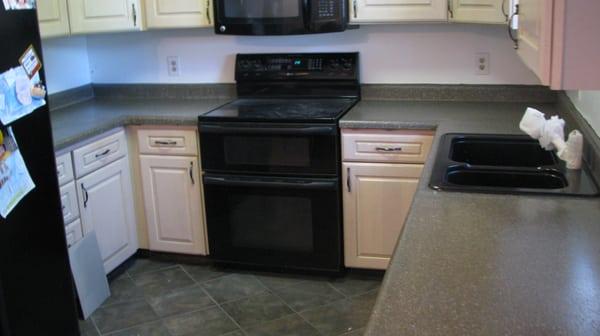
[73,130,127,178]
[65,219,83,248]
[342,130,434,164]
[137,129,198,156]
[60,181,80,225]
[55,152,74,186]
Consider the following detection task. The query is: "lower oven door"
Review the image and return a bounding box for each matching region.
[199,123,339,176]
[203,174,342,272]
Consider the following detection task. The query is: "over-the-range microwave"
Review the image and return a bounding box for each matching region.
[214,0,349,35]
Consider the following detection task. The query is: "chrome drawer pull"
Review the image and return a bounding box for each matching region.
[154,140,178,146]
[375,147,403,152]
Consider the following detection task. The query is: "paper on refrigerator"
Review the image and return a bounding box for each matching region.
[0,127,35,218]
[2,0,36,10]
[0,66,45,125]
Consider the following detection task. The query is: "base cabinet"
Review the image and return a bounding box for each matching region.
[139,155,207,255]
[343,162,423,269]
[78,157,138,273]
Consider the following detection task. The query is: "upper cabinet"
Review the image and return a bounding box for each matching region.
[350,0,448,23]
[144,0,212,29]
[67,0,142,34]
[449,0,508,24]
[37,0,71,38]
[515,0,600,90]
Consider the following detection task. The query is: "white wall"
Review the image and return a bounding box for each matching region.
[567,91,600,136]
[86,24,539,85]
[42,36,91,94]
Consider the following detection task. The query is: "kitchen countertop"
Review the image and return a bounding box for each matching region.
[50,97,230,150]
[50,95,600,335]
[341,100,600,336]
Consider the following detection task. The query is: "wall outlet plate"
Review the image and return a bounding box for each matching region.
[476,52,490,75]
[167,56,180,77]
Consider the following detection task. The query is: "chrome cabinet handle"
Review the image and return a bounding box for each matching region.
[95,149,111,158]
[375,147,403,152]
[206,0,212,24]
[189,161,195,185]
[501,0,508,21]
[132,3,137,27]
[448,0,454,19]
[353,0,357,18]
[154,140,177,146]
[346,167,351,192]
[81,183,89,208]
[508,4,519,49]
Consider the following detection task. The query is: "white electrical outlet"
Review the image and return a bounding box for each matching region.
[167,56,180,77]
[476,53,490,75]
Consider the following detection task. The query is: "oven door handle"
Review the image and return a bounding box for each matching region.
[203,176,338,190]
[199,124,336,135]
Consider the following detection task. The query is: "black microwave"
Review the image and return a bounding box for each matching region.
[214,0,349,35]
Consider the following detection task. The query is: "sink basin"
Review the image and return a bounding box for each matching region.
[430,134,599,196]
[450,137,557,167]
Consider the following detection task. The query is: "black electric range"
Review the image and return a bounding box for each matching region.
[199,53,360,273]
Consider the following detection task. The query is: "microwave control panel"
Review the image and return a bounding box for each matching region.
[316,0,338,19]
[236,53,359,81]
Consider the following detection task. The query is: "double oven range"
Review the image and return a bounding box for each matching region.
[199,53,359,273]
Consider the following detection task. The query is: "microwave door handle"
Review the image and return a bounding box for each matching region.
[199,124,336,135]
[303,0,311,28]
[203,176,338,190]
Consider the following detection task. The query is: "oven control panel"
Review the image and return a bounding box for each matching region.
[236,53,359,81]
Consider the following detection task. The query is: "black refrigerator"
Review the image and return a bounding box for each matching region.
[0,5,80,336]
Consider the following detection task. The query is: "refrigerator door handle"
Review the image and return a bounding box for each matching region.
[81,183,89,208]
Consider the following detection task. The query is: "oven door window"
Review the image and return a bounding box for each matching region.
[200,124,339,176]
[203,175,342,271]
[223,0,302,19]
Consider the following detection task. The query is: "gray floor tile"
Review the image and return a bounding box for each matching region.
[274,280,345,312]
[132,267,195,297]
[329,276,381,297]
[92,300,159,334]
[202,274,267,303]
[127,259,177,276]
[299,290,378,336]
[254,273,311,291]
[147,284,215,317]
[244,314,320,336]
[181,264,227,283]
[221,293,293,328]
[79,318,100,336]
[103,276,145,307]
[105,320,171,336]
[162,306,239,336]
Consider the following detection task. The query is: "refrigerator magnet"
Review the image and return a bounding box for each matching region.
[0,66,46,125]
[2,0,36,10]
[19,45,42,79]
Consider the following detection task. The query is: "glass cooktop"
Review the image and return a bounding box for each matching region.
[199,98,358,123]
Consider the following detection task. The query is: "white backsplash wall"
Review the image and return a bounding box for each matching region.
[42,36,91,94]
[567,91,600,136]
[86,24,539,85]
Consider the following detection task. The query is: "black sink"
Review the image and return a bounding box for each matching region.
[430,134,599,196]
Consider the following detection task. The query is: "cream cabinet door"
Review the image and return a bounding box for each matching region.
[67,0,142,34]
[449,0,508,24]
[343,162,423,270]
[37,0,71,38]
[145,0,212,29]
[78,157,138,274]
[140,155,207,255]
[350,0,447,23]
[516,0,553,86]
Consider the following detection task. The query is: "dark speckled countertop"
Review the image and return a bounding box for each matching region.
[341,100,600,336]
[50,93,600,335]
[50,97,230,150]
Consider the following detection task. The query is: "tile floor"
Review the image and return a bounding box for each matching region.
[79,258,383,336]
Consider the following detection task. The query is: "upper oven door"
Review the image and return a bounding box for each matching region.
[215,0,306,35]
[199,123,339,177]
